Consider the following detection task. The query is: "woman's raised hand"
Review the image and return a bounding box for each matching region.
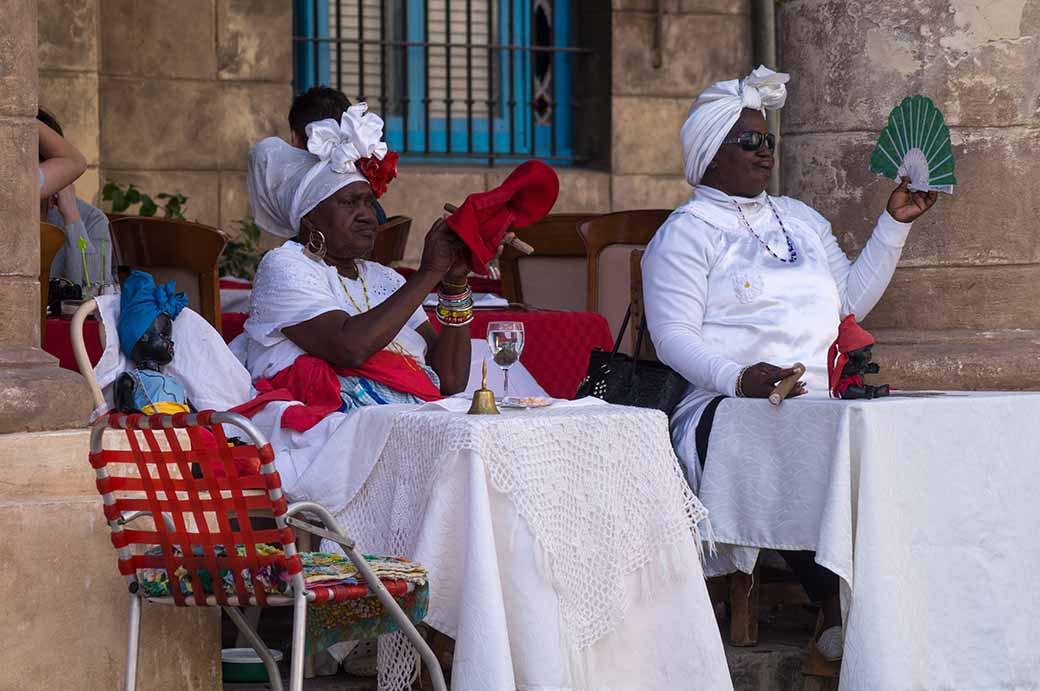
[887,176,938,223]
[419,218,467,278]
[737,362,806,399]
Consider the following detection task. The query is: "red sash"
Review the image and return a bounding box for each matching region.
[232,351,442,433]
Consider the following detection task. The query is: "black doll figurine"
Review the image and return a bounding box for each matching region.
[827,315,890,400]
[114,271,194,415]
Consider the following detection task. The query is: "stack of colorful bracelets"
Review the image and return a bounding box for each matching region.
[435,281,474,327]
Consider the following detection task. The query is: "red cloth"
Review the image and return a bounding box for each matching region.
[232,351,442,433]
[426,308,614,400]
[222,311,248,342]
[827,315,876,397]
[444,161,560,274]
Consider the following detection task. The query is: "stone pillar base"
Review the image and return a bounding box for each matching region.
[0,347,93,432]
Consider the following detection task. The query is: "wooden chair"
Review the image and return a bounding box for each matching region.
[39,222,66,341]
[627,249,660,360]
[371,215,412,266]
[499,213,591,310]
[109,217,226,335]
[577,210,671,353]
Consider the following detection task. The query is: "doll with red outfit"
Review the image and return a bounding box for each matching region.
[828,315,890,399]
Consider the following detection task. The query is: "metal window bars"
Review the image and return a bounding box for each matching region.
[295,0,591,165]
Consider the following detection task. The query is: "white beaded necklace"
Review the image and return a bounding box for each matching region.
[733,199,799,264]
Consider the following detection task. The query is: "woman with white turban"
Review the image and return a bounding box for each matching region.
[240,104,510,414]
[641,66,938,660]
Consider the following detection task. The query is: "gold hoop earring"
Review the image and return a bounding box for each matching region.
[303,228,327,262]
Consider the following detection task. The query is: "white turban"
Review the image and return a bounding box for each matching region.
[247,103,388,238]
[679,65,790,187]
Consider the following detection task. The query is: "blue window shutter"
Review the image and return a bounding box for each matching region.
[296,0,572,163]
[295,0,331,93]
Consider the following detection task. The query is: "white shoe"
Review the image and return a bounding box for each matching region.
[816,626,843,662]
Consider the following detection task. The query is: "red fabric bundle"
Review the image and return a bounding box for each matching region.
[444,160,560,274]
[827,315,876,398]
[232,351,442,433]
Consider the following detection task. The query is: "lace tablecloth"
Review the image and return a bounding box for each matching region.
[699,392,1040,691]
[335,400,731,691]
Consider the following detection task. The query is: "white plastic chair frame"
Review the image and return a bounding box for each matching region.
[77,298,447,691]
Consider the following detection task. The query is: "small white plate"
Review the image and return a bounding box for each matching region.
[500,397,554,409]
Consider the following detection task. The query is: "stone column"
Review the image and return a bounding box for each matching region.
[780,0,1040,390]
[0,0,91,432]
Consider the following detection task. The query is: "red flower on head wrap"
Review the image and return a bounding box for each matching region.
[358,151,399,198]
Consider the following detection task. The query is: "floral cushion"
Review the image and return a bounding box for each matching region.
[136,544,429,654]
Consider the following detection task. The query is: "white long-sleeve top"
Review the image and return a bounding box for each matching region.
[641,185,911,487]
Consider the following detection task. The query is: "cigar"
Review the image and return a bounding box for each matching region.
[769,363,806,406]
[443,203,534,255]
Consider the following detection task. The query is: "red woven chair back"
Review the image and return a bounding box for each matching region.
[88,410,304,607]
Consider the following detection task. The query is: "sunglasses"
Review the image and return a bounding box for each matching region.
[722,131,776,152]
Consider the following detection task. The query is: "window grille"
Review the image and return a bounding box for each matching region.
[294,0,593,165]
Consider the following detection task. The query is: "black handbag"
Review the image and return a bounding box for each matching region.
[576,305,688,415]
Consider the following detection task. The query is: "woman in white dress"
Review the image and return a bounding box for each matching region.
[641,67,938,660]
[239,104,510,416]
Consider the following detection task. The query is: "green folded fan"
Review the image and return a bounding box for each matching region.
[870,96,956,195]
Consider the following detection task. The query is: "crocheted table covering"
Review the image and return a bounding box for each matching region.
[336,404,707,690]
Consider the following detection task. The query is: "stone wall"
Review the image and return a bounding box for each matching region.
[39,0,294,235]
[779,0,1040,389]
[0,429,221,690]
[610,0,752,210]
[36,1,752,261]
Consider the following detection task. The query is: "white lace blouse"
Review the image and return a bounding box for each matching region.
[239,241,429,381]
[642,185,912,487]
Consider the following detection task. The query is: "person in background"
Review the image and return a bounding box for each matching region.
[288,85,388,224]
[38,114,86,200]
[38,108,114,287]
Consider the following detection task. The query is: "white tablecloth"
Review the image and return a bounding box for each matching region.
[334,400,732,691]
[698,392,1040,691]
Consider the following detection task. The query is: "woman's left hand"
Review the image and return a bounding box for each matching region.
[887,176,938,223]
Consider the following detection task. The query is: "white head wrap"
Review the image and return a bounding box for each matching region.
[247,103,388,237]
[679,65,790,187]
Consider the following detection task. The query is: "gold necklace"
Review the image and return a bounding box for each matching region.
[339,261,418,371]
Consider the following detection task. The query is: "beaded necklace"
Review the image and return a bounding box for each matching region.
[339,261,418,370]
[734,198,798,263]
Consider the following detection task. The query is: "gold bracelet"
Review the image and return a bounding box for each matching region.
[735,366,750,398]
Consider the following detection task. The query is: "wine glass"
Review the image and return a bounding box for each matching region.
[486,321,525,402]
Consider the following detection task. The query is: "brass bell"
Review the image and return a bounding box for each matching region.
[467,360,500,415]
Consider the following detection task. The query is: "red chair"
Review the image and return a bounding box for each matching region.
[88,410,446,691]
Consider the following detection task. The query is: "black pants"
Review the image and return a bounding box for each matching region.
[696,397,840,604]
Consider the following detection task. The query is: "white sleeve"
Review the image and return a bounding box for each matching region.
[642,216,744,398]
[245,250,344,346]
[790,200,912,320]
